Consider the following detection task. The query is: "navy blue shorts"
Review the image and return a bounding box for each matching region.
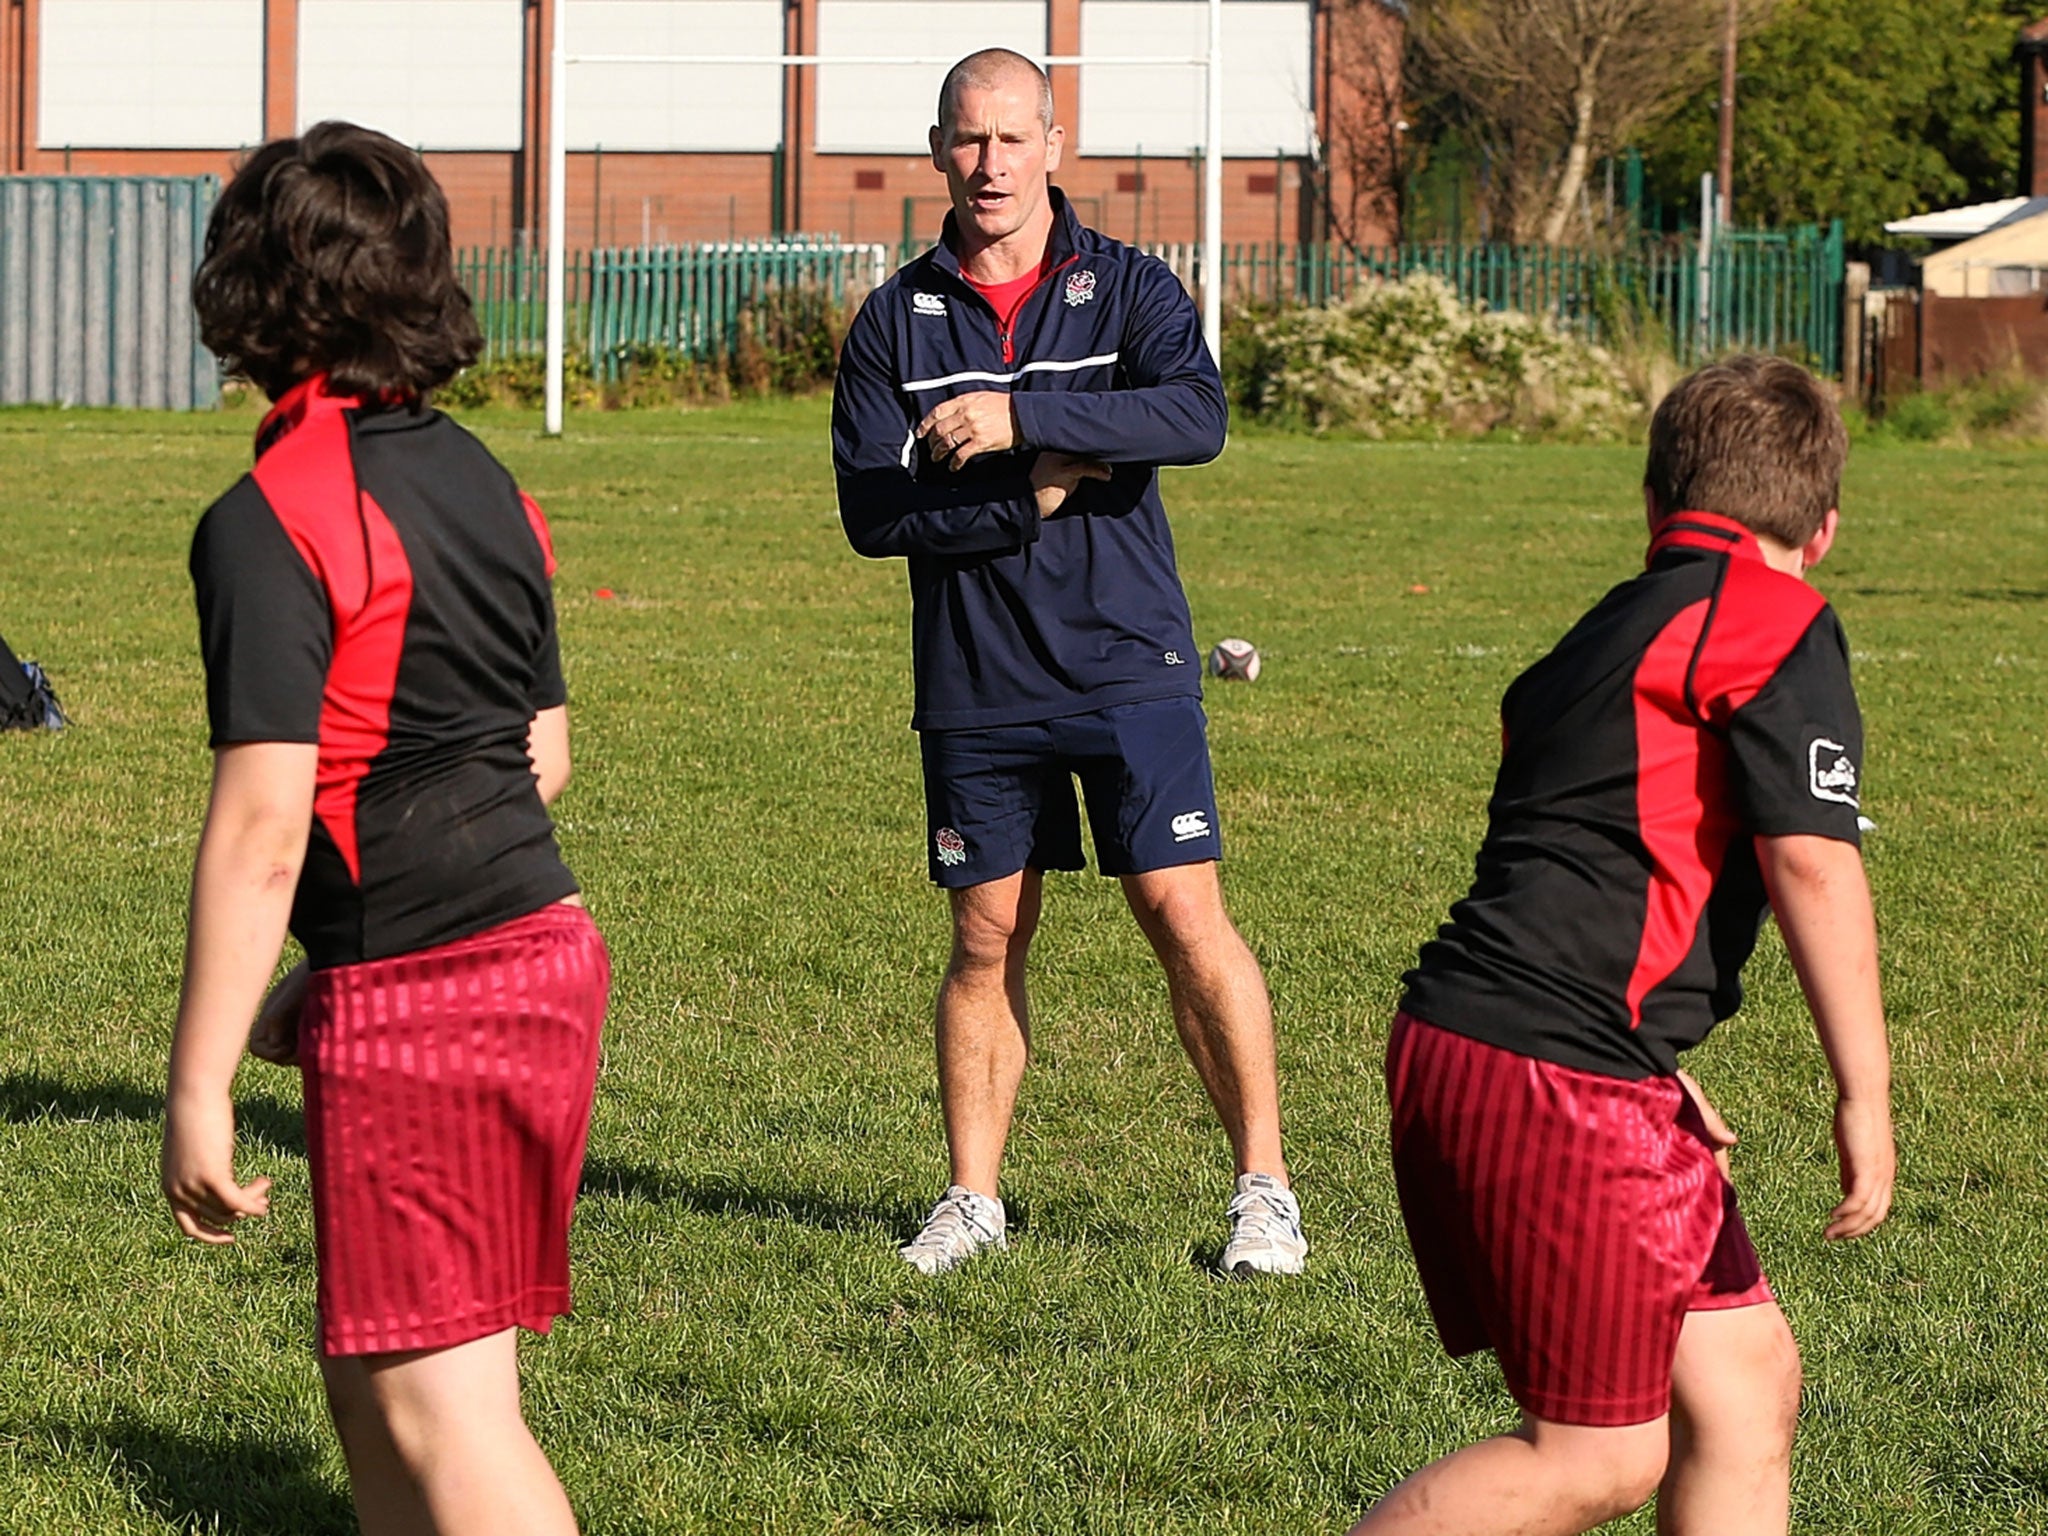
[919,696,1222,888]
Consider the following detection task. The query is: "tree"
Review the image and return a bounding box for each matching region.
[1409,0,1772,244]
[1638,0,2037,244]
[1320,0,1410,247]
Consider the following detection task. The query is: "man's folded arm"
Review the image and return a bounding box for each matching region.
[833,301,1043,558]
[1009,259,1227,467]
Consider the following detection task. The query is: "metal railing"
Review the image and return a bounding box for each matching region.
[459,221,1846,380]
[1102,224,1845,373]
[457,239,889,379]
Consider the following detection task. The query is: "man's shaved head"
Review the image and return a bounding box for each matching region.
[937,48,1053,137]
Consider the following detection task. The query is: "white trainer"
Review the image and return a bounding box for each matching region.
[1219,1172,1308,1277]
[900,1185,1008,1276]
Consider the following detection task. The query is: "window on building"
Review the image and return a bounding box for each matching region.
[815,1,1048,154]
[298,0,525,150]
[1078,0,1312,158]
[39,0,263,149]
[567,1,783,151]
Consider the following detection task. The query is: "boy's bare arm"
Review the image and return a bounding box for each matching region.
[1756,832,1896,1240]
[163,742,317,1243]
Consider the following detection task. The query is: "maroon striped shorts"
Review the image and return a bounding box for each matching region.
[1385,1010,1771,1427]
[300,902,609,1358]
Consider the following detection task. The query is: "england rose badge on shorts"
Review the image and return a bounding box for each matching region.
[934,827,967,867]
[1064,269,1097,307]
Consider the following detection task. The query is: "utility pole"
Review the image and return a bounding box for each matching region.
[1716,0,1738,226]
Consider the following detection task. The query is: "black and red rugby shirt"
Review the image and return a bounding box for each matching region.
[1401,510,1866,1079]
[189,374,578,970]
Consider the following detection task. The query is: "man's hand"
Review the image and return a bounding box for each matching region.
[1827,1094,1895,1240]
[1676,1069,1737,1178]
[249,961,309,1067]
[162,1091,272,1244]
[918,391,1021,471]
[1030,452,1112,518]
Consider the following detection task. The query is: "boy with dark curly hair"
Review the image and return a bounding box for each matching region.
[162,121,604,1535]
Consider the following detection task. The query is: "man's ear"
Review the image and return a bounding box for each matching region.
[929,123,945,174]
[1801,508,1840,571]
[1045,123,1065,175]
[1643,483,1664,535]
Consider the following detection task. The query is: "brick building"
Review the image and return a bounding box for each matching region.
[0,0,1404,251]
[2020,16,2048,198]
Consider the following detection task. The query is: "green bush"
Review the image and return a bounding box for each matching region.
[438,285,852,413]
[1882,389,1953,443]
[1223,274,1644,442]
[1859,368,2048,448]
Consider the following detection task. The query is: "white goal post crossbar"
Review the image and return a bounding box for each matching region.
[544,0,1227,435]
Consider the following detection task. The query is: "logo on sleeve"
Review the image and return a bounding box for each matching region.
[913,292,948,317]
[1807,738,1860,807]
[934,827,968,866]
[1064,269,1097,307]
[1170,810,1212,843]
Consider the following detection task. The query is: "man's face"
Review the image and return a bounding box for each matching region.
[929,76,1064,247]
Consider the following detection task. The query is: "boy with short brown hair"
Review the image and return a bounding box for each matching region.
[1354,355,1895,1536]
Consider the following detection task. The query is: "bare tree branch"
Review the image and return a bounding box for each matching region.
[1410,0,1773,243]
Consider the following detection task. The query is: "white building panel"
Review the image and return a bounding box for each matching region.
[298,0,525,150]
[816,1,1047,154]
[39,0,262,149]
[565,1,783,151]
[1078,0,1311,157]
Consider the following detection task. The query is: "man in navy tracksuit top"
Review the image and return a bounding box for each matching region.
[833,48,1307,1278]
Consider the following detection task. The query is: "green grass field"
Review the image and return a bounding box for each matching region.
[1,399,2044,1534]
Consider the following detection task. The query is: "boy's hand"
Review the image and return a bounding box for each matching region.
[1756,834,1894,1244]
[1676,1069,1737,1177]
[162,1093,271,1245]
[1827,1095,1895,1240]
[249,962,308,1067]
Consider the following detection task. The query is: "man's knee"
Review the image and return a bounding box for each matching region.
[948,884,1037,971]
[1124,865,1233,952]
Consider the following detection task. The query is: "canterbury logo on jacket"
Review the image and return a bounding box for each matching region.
[832,189,1227,731]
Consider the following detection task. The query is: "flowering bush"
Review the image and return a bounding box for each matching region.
[1223,273,1644,442]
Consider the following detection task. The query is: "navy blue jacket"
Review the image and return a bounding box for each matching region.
[833,190,1227,731]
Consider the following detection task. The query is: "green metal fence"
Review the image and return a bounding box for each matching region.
[460,221,1847,381]
[1106,223,1846,374]
[456,240,888,380]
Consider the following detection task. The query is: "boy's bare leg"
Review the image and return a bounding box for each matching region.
[1121,863,1285,1179]
[322,1329,577,1535]
[1658,1304,1801,1536]
[937,871,1041,1198]
[321,1354,430,1533]
[1348,1415,1668,1536]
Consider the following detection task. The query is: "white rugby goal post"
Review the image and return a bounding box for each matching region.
[542,0,1227,435]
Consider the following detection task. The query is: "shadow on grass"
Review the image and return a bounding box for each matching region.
[0,1071,305,1156]
[66,1415,352,1534]
[1961,587,2048,603]
[579,1156,933,1236]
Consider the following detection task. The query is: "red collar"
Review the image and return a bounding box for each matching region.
[255,373,363,458]
[1646,510,1765,569]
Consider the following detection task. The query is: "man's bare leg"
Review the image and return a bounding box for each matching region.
[937,870,1041,1199]
[1122,862,1285,1179]
[1349,1414,1669,1536]
[1658,1304,1801,1535]
[321,1328,577,1536]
